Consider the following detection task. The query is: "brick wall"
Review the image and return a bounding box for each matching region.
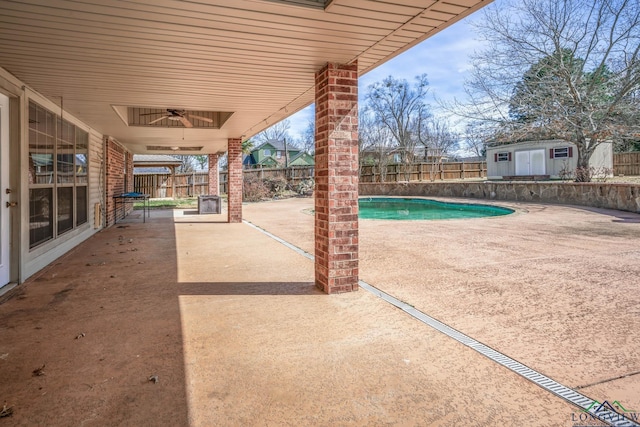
[314,62,359,294]
[227,138,243,223]
[105,137,133,226]
[208,153,219,196]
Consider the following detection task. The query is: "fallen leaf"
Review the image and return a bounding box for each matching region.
[0,403,13,418]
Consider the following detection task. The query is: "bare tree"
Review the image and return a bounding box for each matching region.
[359,109,393,181]
[299,119,315,154]
[254,119,292,144]
[175,155,196,173]
[462,121,493,158]
[416,117,459,160]
[366,74,431,181]
[455,0,640,181]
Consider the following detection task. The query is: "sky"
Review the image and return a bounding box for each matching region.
[284,1,498,143]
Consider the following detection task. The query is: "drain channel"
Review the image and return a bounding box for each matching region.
[244,220,640,427]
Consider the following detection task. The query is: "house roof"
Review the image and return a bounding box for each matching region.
[252,139,299,152]
[290,152,313,162]
[257,156,279,165]
[134,167,172,174]
[133,154,182,167]
[0,1,493,155]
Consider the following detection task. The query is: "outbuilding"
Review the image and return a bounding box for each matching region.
[486,140,613,180]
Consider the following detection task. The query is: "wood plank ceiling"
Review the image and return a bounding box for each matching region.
[0,0,493,154]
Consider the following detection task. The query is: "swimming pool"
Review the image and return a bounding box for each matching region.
[358,197,514,220]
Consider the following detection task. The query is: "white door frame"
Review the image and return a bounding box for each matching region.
[0,92,11,287]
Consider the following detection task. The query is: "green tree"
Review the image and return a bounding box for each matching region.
[193,155,208,171]
[242,139,254,154]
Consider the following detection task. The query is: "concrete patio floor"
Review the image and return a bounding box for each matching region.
[0,197,638,426]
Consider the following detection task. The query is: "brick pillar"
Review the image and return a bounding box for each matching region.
[227,138,243,223]
[208,154,219,195]
[105,137,132,227]
[314,62,359,294]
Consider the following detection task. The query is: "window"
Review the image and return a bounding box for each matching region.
[551,147,573,159]
[495,152,511,162]
[29,101,89,249]
[276,150,282,159]
[263,149,271,156]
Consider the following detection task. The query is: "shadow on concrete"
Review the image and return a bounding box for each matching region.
[571,205,640,223]
[180,281,319,296]
[0,217,191,426]
[0,209,320,426]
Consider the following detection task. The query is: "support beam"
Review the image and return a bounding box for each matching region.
[227,138,243,223]
[314,62,359,294]
[208,154,219,196]
[171,166,176,199]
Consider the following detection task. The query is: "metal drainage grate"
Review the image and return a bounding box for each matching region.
[244,220,640,427]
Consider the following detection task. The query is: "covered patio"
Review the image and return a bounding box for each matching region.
[0,0,495,293]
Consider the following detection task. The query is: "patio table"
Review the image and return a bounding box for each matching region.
[113,192,150,223]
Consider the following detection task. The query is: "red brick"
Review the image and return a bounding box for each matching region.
[227,138,242,223]
[208,154,219,195]
[314,62,359,294]
[105,137,133,227]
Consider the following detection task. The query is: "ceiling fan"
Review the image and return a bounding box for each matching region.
[140,109,213,128]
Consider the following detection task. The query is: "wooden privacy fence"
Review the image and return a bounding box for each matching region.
[135,163,491,197]
[614,152,640,176]
[360,162,487,183]
[134,172,209,198]
[134,166,315,197]
[219,165,314,194]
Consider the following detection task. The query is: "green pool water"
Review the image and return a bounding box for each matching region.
[359,197,514,220]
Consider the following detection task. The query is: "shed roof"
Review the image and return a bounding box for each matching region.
[133,154,183,168]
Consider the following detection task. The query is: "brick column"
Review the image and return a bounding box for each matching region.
[105,137,132,227]
[227,138,243,223]
[314,62,359,294]
[208,153,219,195]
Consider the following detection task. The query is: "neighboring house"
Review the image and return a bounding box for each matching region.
[289,152,315,166]
[243,139,313,168]
[486,140,613,180]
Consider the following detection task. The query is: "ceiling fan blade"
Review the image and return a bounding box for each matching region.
[148,116,168,124]
[179,116,194,128]
[188,114,213,123]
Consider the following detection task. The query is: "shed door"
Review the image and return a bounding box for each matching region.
[515,149,545,175]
